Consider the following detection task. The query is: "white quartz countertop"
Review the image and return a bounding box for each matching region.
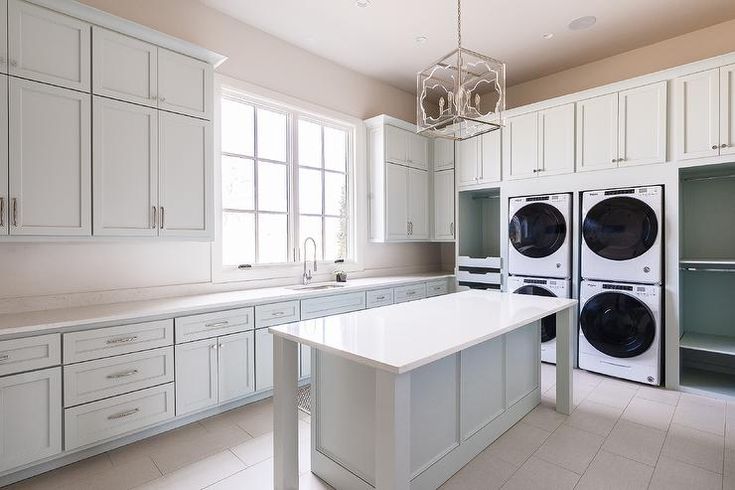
[270,290,577,374]
[0,274,453,337]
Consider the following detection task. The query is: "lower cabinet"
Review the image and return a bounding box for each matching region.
[255,328,274,391]
[0,367,62,472]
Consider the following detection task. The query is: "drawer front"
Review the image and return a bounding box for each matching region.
[175,307,254,344]
[457,270,501,285]
[394,283,427,303]
[63,347,174,407]
[301,292,366,320]
[64,320,174,364]
[255,301,300,328]
[426,280,449,297]
[366,288,394,309]
[64,383,175,450]
[0,333,61,376]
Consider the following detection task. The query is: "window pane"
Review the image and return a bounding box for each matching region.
[257,108,287,162]
[324,172,346,216]
[324,127,347,172]
[325,216,347,260]
[223,212,255,265]
[299,215,323,261]
[299,168,322,215]
[222,156,254,210]
[258,161,287,212]
[221,98,254,156]
[258,213,288,263]
[298,120,322,167]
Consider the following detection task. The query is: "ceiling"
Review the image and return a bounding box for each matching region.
[202,0,735,93]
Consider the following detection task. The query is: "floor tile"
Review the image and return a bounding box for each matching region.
[501,456,579,490]
[136,450,245,490]
[635,385,680,406]
[6,454,115,490]
[534,424,604,474]
[486,422,551,467]
[439,446,517,490]
[206,458,273,489]
[542,382,593,408]
[602,420,665,466]
[621,397,675,431]
[222,398,275,437]
[661,423,724,474]
[564,399,623,437]
[231,432,274,466]
[522,402,568,432]
[673,394,726,436]
[541,363,556,392]
[649,456,723,490]
[575,450,653,490]
[585,381,637,410]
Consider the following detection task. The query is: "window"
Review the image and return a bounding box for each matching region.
[219,91,353,271]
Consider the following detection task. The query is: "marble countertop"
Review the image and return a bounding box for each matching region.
[0,273,453,337]
[270,290,577,374]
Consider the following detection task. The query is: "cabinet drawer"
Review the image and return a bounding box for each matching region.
[64,383,175,450]
[301,292,366,320]
[63,347,174,407]
[0,333,60,376]
[175,307,254,344]
[64,319,173,364]
[426,280,449,297]
[394,283,427,303]
[255,301,300,328]
[457,270,501,286]
[366,288,394,309]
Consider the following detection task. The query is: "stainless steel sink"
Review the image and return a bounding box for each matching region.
[287,283,346,291]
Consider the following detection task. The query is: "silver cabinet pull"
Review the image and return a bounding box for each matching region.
[611,158,616,163]
[211,344,218,350]
[617,158,624,162]
[407,221,410,235]
[107,369,139,379]
[450,222,454,236]
[272,311,285,317]
[722,144,729,149]
[12,198,17,227]
[376,295,386,300]
[0,197,4,227]
[0,354,9,362]
[406,291,416,296]
[160,207,164,229]
[108,408,140,420]
[712,145,719,150]
[106,336,138,345]
[205,320,229,328]
[152,206,157,229]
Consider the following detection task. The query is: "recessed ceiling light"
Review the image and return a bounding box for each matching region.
[543,33,554,40]
[568,15,597,31]
[415,36,427,45]
[355,0,370,7]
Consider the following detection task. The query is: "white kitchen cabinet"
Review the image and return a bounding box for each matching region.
[618,82,667,166]
[576,93,619,172]
[0,75,7,236]
[538,104,575,175]
[383,125,428,170]
[433,138,454,170]
[255,328,274,391]
[7,0,90,92]
[9,78,91,236]
[93,97,158,236]
[158,111,212,239]
[384,162,409,240]
[479,130,502,184]
[456,137,480,187]
[0,0,7,74]
[0,367,62,473]
[722,64,735,157]
[158,48,212,120]
[175,338,218,416]
[408,167,429,239]
[217,331,255,404]
[433,169,454,240]
[504,112,538,180]
[92,27,157,107]
[408,132,429,170]
[457,131,501,187]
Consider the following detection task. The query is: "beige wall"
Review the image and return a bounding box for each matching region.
[508,18,735,108]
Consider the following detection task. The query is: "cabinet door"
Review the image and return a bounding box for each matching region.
[576,93,618,172]
[720,64,735,157]
[300,344,311,379]
[9,78,91,236]
[504,112,538,180]
[0,0,7,74]
[408,133,429,170]
[384,125,408,164]
[7,0,90,91]
[158,48,212,120]
[456,138,479,187]
[384,162,408,240]
[618,82,667,166]
[433,169,455,240]
[92,27,157,107]
[93,97,158,237]
[408,168,429,240]
[0,75,7,236]
[433,138,454,171]
[255,328,274,391]
[159,112,212,238]
[538,104,575,176]
[479,130,502,183]
[218,331,255,403]
[674,69,719,161]
[0,367,62,473]
[175,338,218,416]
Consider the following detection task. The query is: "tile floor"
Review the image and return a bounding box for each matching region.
[6,365,735,489]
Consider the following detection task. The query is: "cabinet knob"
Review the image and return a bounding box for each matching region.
[712,145,719,150]
[617,158,624,162]
[611,158,616,163]
[721,144,729,149]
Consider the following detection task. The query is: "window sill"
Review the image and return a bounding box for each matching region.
[214,260,363,284]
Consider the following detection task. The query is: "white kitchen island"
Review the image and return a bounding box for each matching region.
[270,290,577,490]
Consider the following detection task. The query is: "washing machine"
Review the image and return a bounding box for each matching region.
[508,193,571,279]
[581,186,663,284]
[508,275,570,364]
[578,280,661,385]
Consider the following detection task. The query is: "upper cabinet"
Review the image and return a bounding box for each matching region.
[675,66,735,160]
[456,131,501,188]
[433,169,455,241]
[576,93,619,172]
[0,0,7,74]
[7,0,91,92]
[504,112,539,180]
[383,124,429,170]
[0,75,7,237]
[433,138,454,171]
[158,48,212,120]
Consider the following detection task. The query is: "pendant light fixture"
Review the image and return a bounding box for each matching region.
[417,0,505,140]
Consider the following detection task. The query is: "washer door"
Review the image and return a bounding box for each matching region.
[583,196,658,261]
[509,203,567,259]
[514,285,556,342]
[580,292,656,358]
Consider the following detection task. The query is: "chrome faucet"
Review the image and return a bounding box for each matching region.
[303,237,318,285]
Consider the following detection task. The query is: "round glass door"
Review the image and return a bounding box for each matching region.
[582,196,658,261]
[509,203,567,258]
[580,292,656,358]
[514,285,556,342]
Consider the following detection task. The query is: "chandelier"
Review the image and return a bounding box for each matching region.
[416,0,506,140]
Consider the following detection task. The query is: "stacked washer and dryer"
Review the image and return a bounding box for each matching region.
[579,186,663,385]
[508,193,572,364]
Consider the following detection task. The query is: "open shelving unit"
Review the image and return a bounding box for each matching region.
[457,188,502,290]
